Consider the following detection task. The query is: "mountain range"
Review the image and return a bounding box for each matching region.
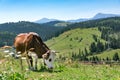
[35,13,120,23]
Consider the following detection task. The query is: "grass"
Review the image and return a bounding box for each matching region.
[0,56,120,80]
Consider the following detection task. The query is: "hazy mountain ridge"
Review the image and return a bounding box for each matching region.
[92,13,120,19]
[35,18,60,23]
[35,13,120,23]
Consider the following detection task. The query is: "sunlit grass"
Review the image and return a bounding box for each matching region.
[0,57,120,80]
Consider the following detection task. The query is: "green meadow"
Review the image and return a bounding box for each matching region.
[0,56,120,80]
[0,27,120,80]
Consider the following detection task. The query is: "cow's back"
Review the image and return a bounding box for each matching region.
[14,33,28,53]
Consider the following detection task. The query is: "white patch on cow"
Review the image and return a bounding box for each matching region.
[28,51,38,59]
[28,51,38,70]
[17,51,21,54]
[29,32,39,36]
[44,50,56,69]
[9,52,15,55]
[15,54,21,57]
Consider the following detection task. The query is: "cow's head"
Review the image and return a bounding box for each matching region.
[42,50,56,69]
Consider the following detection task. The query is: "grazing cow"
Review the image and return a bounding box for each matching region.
[14,32,56,70]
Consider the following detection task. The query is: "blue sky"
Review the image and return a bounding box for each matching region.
[0,0,120,23]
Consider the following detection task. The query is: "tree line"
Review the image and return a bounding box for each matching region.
[0,21,64,47]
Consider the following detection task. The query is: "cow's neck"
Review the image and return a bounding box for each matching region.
[41,44,49,54]
[33,36,50,58]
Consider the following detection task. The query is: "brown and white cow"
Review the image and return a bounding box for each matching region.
[14,32,56,70]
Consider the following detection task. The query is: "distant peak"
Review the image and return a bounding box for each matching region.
[97,13,103,15]
[93,13,119,19]
[35,18,59,23]
[40,18,49,20]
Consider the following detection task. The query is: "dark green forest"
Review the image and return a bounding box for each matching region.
[0,21,64,46]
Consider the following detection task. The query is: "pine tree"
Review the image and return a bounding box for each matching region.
[96,40,104,52]
[90,42,97,53]
[113,53,119,61]
[84,47,88,56]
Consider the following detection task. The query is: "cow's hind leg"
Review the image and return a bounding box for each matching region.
[20,58,23,70]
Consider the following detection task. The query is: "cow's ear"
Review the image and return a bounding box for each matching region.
[51,50,59,56]
[42,53,49,59]
[42,54,46,59]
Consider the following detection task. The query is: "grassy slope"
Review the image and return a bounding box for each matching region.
[89,49,120,59]
[46,27,103,56]
[46,27,120,59]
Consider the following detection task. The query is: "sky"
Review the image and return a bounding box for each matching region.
[0,0,120,23]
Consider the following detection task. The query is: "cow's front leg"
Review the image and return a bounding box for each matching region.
[34,56,38,70]
[32,54,38,70]
[29,56,34,70]
[26,55,33,70]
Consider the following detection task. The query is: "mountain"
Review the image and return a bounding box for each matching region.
[68,13,120,22]
[35,18,59,23]
[92,13,120,19]
[35,13,120,23]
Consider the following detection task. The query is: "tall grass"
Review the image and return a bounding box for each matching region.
[0,57,120,80]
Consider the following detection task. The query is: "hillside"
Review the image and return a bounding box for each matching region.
[0,21,64,46]
[46,27,120,60]
[88,49,120,60]
[46,28,104,56]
